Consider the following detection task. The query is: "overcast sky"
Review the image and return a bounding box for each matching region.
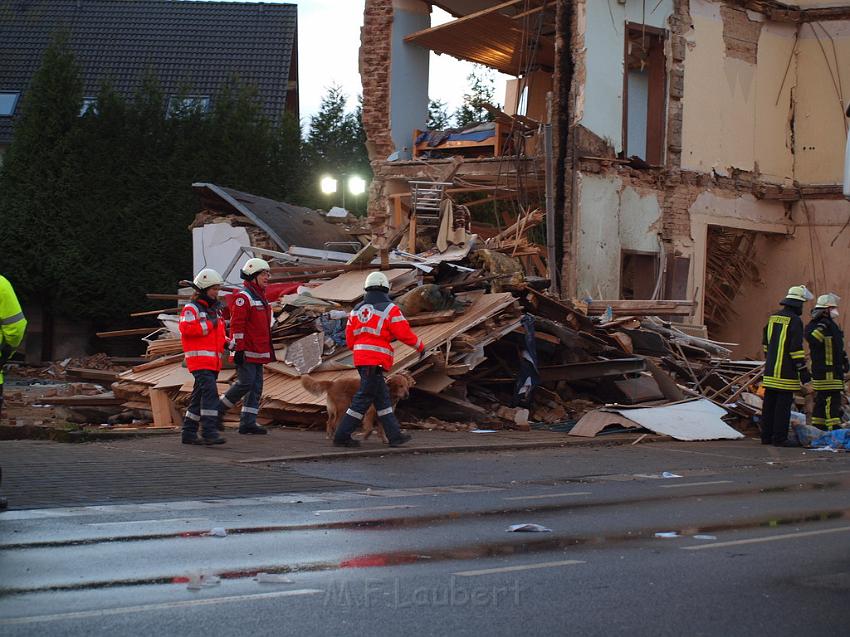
[206,0,509,128]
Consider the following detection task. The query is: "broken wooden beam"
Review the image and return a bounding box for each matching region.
[585,300,695,317]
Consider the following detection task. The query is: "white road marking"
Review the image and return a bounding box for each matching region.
[793,468,850,478]
[0,589,323,625]
[312,504,417,514]
[682,525,850,551]
[659,480,733,489]
[502,491,591,501]
[86,517,209,527]
[1,485,500,521]
[454,560,585,577]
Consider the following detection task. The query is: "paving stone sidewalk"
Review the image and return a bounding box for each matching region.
[0,428,630,509]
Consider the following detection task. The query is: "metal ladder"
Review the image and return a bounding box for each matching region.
[409,181,452,227]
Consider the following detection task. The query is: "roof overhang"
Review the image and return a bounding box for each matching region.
[407,0,555,76]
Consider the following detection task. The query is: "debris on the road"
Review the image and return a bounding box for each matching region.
[506,523,552,533]
[661,472,682,479]
[254,572,293,584]
[185,573,222,590]
[654,531,680,538]
[207,527,228,537]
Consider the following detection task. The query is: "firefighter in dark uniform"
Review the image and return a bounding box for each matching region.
[805,293,848,430]
[762,285,813,446]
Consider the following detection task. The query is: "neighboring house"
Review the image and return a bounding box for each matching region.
[0,0,299,161]
[360,0,850,356]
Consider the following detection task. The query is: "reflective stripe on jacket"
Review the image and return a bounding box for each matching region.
[0,275,27,384]
[229,282,276,365]
[179,298,226,372]
[762,307,807,391]
[345,290,423,371]
[805,315,848,391]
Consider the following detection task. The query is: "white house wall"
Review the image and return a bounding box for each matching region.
[575,172,663,299]
[579,0,674,152]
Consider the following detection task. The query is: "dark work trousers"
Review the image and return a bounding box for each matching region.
[334,366,403,443]
[761,388,794,445]
[183,370,221,441]
[812,390,842,430]
[219,362,263,430]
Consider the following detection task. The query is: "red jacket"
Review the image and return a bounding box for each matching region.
[179,297,226,372]
[346,291,423,371]
[229,281,276,365]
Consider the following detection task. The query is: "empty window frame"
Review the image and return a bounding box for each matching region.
[620,250,660,300]
[167,95,210,116]
[0,92,20,116]
[80,97,97,116]
[623,24,666,165]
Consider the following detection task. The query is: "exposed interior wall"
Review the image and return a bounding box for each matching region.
[793,20,850,184]
[682,1,798,180]
[388,0,430,158]
[706,198,850,357]
[575,172,663,298]
[578,0,674,153]
[682,1,849,185]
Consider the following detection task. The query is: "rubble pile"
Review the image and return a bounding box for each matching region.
[105,187,760,440]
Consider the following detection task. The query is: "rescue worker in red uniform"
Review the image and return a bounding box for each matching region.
[805,293,848,430]
[333,271,424,448]
[218,258,275,435]
[180,268,228,445]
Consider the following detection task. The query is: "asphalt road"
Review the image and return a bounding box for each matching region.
[1,440,849,636]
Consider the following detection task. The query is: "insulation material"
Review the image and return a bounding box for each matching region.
[192,224,251,285]
[613,400,743,441]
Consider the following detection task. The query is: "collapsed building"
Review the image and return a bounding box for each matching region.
[359,0,850,357]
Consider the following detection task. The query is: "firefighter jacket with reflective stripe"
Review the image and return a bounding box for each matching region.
[762,307,808,391]
[179,297,226,372]
[230,281,276,365]
[805,314,848,390]
[0,275,27,384]
[345,290,424,371]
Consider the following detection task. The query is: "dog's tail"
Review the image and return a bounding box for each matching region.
[300,375,333,395]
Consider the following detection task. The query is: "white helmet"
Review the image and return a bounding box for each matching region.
[783,285,814,304]
[193,268,224,290]
[241,258,270,279]
[364,271,390,290]
[815,293,840,309]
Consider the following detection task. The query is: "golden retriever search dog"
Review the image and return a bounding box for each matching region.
[301,371,415,443]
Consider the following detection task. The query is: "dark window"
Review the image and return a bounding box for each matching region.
[0,92,20,117]
[80,97,97,116]
[623,25,666,165]
[620,250,659,300]
[168,95,210,116]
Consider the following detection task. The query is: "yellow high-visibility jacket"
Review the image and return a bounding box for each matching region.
[0,275,27,384]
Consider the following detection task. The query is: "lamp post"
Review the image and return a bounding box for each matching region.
[319,174,367,213]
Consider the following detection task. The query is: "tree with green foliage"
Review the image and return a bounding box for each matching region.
[303,86,371,215]
[427,98,452,130]
[0,33,83,357]
[0,38,311,356]
[454,65,498,128]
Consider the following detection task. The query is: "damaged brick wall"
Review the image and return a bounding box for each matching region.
[719,4,763,63]
[361,0,394,163]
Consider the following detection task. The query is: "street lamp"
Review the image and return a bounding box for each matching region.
[348,176,366,196]
[318,174,367,212]
[320,176,338,196]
